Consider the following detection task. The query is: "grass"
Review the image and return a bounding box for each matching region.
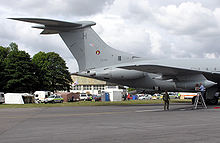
[0,99,192,109]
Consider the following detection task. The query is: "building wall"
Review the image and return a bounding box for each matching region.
[71,85,121,95]
[71,75,106,85]
[70,75,121,94]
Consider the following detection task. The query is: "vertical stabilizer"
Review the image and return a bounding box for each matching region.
[59,27,133,71]
[9,18,135,72]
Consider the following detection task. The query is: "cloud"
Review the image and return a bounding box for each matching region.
[154,2,218,36]
[1,0,220,72]
[1,0,114,17]
[204,53,218,59]
[107,0,152,21]
[148,2,220,59]
[90,0,154,58]
[0,0,114,72]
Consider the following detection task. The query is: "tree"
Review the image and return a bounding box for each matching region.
[4,43,38,92]
[32,52,72,92]
[0,46,9,91]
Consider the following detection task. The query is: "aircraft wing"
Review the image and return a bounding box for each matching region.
[119,64,220,82]
[119,64,202,76]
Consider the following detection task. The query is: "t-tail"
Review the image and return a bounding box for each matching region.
[9,18,136,72]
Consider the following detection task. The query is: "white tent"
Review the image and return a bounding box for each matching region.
[4,93,34,104]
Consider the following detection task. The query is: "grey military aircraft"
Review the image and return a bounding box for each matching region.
[10,18,220,104]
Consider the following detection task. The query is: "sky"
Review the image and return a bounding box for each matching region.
[1,0,220,73]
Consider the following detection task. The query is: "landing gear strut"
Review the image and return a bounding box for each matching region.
[206,86,219,105]
[206,97,218,105]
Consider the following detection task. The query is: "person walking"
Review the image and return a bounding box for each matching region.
[163,91,170,110]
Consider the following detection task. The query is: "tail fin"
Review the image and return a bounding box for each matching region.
[10,18,135,71]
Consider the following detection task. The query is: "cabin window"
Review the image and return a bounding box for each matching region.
[118,56,121,61]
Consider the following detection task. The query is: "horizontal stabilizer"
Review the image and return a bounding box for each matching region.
[9,18,96,34]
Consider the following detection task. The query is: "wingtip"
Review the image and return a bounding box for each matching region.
[7,18,20,20]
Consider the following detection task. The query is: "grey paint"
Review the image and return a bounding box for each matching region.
[60,27,134,71]
[2,105,220,143]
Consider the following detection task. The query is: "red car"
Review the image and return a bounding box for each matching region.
[127,94,133,100]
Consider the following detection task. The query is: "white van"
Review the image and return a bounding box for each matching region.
[0,92,5,104]
[34,91,51,103]
[80,93,88,101]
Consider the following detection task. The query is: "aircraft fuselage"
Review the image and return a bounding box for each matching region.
[77,58,220,92]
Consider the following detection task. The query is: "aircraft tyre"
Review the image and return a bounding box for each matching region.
[207,97,218,105]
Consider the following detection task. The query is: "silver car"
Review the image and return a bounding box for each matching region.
[139,94,152,100]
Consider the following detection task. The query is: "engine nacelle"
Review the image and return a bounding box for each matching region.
[175,80,216,90]
[96,69,144,80]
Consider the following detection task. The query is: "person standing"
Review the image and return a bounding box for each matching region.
[199,83,206,100]
[90,95,93,101]
[163,91,170,110]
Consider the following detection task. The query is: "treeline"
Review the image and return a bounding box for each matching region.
[0,43,73,93]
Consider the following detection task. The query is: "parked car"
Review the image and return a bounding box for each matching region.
[80,93,88,101]
[139,94,152,100]
[93,95,101,101]
[45,95,64,103]
[152,94,162,100]
[168,92,178,99]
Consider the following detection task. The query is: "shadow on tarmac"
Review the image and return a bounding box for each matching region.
[114,103,192,107]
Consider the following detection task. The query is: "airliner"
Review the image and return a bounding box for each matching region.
[10,18,220,104]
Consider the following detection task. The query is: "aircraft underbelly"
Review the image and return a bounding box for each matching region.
[108,74,216,92]
[78,68,217,92]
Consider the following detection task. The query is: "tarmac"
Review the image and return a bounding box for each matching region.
[0,103,220,143]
